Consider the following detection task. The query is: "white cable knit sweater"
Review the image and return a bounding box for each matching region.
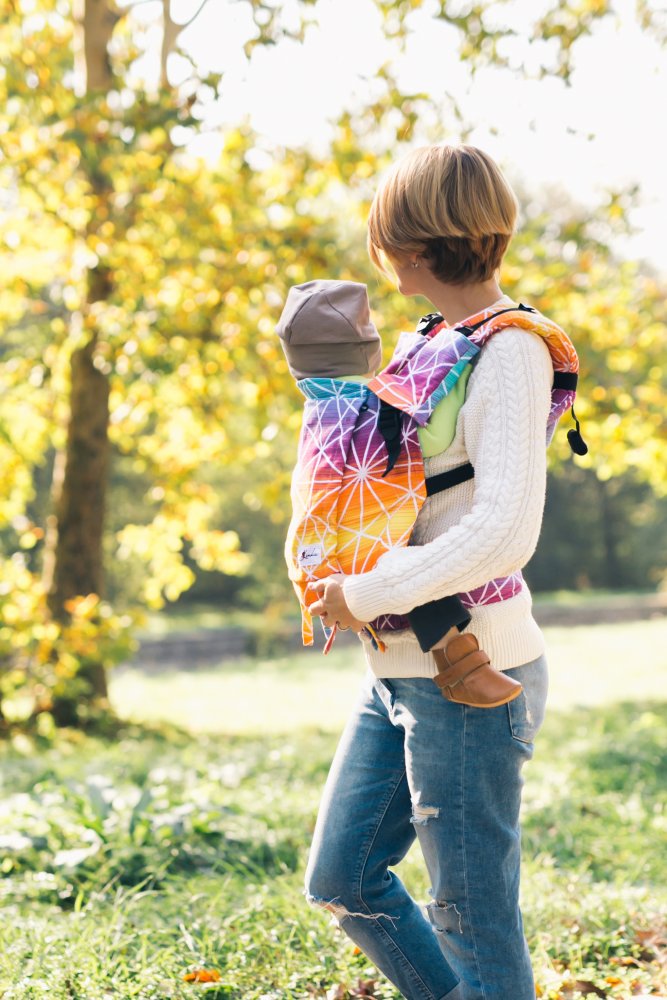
[342,322,554,679]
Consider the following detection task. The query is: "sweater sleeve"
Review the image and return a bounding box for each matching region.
[342,327,553,623]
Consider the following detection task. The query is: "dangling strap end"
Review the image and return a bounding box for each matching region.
[323,623,338,655]
[567,404,589,456]
[378,400,402,477]
[364,622,387,653]
[382,453,398,478]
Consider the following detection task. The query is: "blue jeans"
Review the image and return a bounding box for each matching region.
[304,655,548,1000]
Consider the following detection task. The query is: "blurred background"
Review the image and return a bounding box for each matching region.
[1,0,666,728]
[0,0,667,997]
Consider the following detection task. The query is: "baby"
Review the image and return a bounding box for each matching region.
[277,279,522,709]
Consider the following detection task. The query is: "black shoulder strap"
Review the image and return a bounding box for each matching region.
[378,399,403,477]
[455,302,537,337]
[425,463,475,496]
[388,304,589,475]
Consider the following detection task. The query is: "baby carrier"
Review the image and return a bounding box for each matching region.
[285,298,587,649]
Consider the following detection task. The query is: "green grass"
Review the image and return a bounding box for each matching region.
[111,642,364,735]
[0,618,665,998]
[111,618,667,734]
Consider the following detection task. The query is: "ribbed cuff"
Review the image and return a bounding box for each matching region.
[343,572,394,624]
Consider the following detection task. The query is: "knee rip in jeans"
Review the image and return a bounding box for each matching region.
[426,899,464,935]
[303,890,398,928]
[410,803,440,827]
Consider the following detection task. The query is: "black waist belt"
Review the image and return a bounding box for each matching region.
[425,462,475,496]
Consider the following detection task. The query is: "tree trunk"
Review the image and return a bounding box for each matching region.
[40,0,195,726]
[82,0,117,90]
[40,0,117,724]
[41,317,112,722]
[44,338,110,609]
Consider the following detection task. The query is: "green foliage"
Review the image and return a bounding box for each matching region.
[373,0,617,81]
[0,566,141,729]
[527,465,667,593]
[503,189,667,492]
[0,677,665,996]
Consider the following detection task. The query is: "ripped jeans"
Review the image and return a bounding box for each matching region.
[304,655,548,1000]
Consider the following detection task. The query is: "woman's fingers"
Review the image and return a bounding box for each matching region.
[309,593,330,619]
[308,577,362,633]
[308,579,331,618]
[309,582,326,616]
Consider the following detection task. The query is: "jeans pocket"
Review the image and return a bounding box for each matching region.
[506,655,549,745]
[374,677,396,710]
[382,678,396,707]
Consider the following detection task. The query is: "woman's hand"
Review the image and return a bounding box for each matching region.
[309,574,366,633]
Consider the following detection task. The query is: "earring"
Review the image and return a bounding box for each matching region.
[411,260,420,269]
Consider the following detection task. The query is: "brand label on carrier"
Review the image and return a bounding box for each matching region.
[298,544,323,568]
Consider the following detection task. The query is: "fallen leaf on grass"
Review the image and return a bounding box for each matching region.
[350,980,378,997]
[183,968,222,983]
[636,924,667,961]
[560,980,608,999]
[324,979,379,999]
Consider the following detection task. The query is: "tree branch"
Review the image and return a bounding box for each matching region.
[114,0,158,9]
[160,0,212,87]
[176,0,211,30]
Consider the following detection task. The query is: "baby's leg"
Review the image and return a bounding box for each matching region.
[407,595,470,652]
[431,624,460,649]
[432,632,523,708]
[407,595,523,708]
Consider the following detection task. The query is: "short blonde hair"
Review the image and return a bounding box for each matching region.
[367,144,519,285]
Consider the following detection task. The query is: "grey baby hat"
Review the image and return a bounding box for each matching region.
[276,279,382,380]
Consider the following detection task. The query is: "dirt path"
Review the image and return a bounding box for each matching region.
[533,592,667,626]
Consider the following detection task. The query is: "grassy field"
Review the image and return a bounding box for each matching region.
[112,618,667,734]
[0,618,665,998]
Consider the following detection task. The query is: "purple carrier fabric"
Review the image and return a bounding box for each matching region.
[362,297,581,636]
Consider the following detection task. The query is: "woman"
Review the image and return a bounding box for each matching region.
[305,144,554,999]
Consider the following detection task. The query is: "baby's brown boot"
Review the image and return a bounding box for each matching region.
[432,632,522,708]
